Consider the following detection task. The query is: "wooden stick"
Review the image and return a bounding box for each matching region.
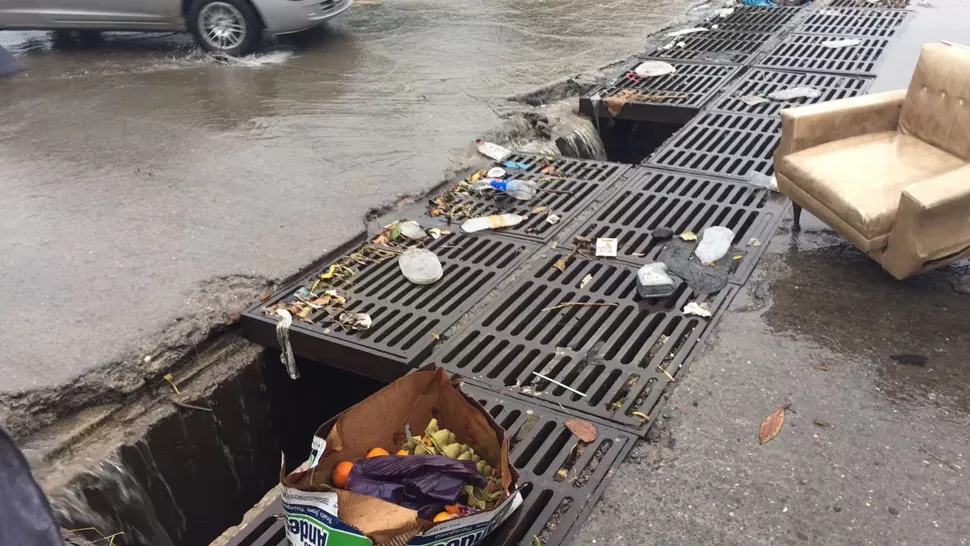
[542,301,618,312]
[532,372,587,397]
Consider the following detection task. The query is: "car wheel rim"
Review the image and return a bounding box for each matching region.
[199,2,247,51]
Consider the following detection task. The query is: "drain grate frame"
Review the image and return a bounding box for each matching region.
[645,111,781,181]
[579,60,743,123]
[794,7,912,38]
[241,233,536,382]
[223,383,636,546]
[427,252,738,433]
[646,30,775,64]
[709,68,873,116]
[756,33,892,76]
[707,6,805,33]
[557,167,786,285]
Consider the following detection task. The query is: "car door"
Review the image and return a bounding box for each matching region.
[39,0,180,29]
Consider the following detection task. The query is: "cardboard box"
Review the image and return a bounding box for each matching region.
[281,368,521,546]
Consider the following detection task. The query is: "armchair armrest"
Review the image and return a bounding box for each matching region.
[775,89,907,159]
[881,165,970,279]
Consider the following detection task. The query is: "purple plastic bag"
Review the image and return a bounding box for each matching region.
[347,455,486,520]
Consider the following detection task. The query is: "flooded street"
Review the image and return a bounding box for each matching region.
[0,0,684,395]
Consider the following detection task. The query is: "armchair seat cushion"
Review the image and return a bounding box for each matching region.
[779,131,965,245]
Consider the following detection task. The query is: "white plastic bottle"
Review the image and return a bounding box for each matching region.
[489,179,537,200]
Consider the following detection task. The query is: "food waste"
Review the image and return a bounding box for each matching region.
[329,418,504,523]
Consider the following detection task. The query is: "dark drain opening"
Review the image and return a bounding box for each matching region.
[597,118,686,164]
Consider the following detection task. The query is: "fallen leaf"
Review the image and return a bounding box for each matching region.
[550,241,559,249]
[390,223,403,241]
[680,231,697,241]
[319,265,336,280]
[531,206,547,214]
[547,214,561,225]
[813,363,830,372]
[759,403,791,444]
[259,292,272,301]
[540,165,557,175]
[579,274,593,289]
[431,333,441,340]
[632,411,650,422]
[733,255,744,261]
[813,417,831,428]
[553,258,568,272]
[565,418,598,443]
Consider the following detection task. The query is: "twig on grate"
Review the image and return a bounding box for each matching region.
[532,372,587,398]
[542,302,618,312]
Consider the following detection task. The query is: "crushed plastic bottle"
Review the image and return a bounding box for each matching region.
[490,179,537,200]
[636,262,676,298]
[461,213,527,233]
[694,226,734,265]
[399,247,443,284]
[767,87,822,101]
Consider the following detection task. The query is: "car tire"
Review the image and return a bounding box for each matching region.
[188,0,263,56]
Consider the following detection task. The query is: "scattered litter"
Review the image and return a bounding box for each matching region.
[547,214,561,225]
[732,255,743,261]
[740,95,771,106]
[818,8,842,15]
[564,419,598,442]
[767,87,822,101]
[595,238,618,257]
[475,139,511,160]
[539,164,558,175]
[695,226,734,265]
[486,167,506,178]
[747,237,762,247]
[632,411,650,422]
[637,262,676,298]
[532,372,587,397]
[813,417,832,428]
[746,172,779,191]
[428,228,443,239]
[658,365,676,382]
[633,60,677,77]
[491,179,537,200]
[543,301,618,312]
[163,373,181,395]
[821,39,861,48]
[275,309,300,379]
[711,24,719,30]
[399,247,443,284]
[337,312,373,331]
[759,403,791,444]
[579,274,593,289]
[398,220,428,240]
[716,7,735,17]
[679,231,697,241]
[503,160,530,170]
[813,363,830,372]
[461,213,526,232]
[553,251,573,272]
[683,301,712,318]
[550,240,558,249]
[676,41,687,48]
[667,27,707,37]
[531,206,547,214]
[653,227,673,240]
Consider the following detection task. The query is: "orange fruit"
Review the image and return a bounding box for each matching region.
[444,504,460,515]
[367,447,390,458]
[433,511,454,523]
[332,461,353,489]
[396,449,410,456]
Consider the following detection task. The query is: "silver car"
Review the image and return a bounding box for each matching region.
[0,0,352,55]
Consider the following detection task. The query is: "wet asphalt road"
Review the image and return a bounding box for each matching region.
[0,0,684,395]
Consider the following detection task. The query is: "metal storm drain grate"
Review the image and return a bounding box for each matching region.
[795,7,912,37]
[579,60,742,123]
[502,153,628,184]
[709,68,873,116]
[756,34,891,76]
[222,384,635,546]
[646,112,781,181]
[829,0,909,6]
[646,30,773,64]
[428,253,738,433]
[708,6,804,33]
[241,233,534,382]
[463,383,635,546]
[559,168,785,285]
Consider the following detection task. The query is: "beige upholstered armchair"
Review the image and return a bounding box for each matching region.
[774,42,970,280]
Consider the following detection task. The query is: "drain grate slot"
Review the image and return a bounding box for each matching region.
[645,112,781,181]
[428,254,739,432]
[579,60,742,123]
[646,30,773,63]
[829,0,909,6]
[708,6,804,33]
[241,234,535,381]
[502,153,629,184]
[709,68,873,116]
[795,7,912,37]
[756,34,891,75]
[558,168,786,285]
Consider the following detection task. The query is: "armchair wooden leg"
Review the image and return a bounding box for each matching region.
[792,203,802,231]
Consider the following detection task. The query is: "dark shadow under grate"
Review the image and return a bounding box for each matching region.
[241,234,535,382]
[708,6,804,33]
[709,68,873,116]
[558,168,786,285]
[756,34,892,76]
[646,30,773,64]
[645,112,781,181]
[428,253,738,433]
[795,7,912,37]
[579,60,742,123]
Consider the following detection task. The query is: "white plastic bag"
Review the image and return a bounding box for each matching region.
[694,226,734,265]
[399,247,443,284]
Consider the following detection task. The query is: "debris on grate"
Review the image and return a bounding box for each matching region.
[794,7,912,38]
[645,112,781,181]
[579,60,742,123]
[708,6,804,33]
[428,252,739,433]
[828,0,909,6]
[558,168,785,285]
[756,34,892,76]
[709,68,873,116]
[225,499,286,546]
[241,233,535,382]
[646,30,773,64]
[500,153,629,184]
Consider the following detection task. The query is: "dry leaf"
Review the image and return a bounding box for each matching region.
[553,258,568,272]
[680,231,697,241]
[431,333,441,340]
[813,417,831,428]
[531,206,547,214]
[550,241,559,249]
[540,165,557,175]
[565,418,598,443]
[632,411,650,422]
[813,363,830,372]
[759,403,791,444]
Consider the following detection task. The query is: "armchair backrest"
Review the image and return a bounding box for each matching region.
[899,42,970,160]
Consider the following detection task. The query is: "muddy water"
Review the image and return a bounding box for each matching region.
[0,0,685,394]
